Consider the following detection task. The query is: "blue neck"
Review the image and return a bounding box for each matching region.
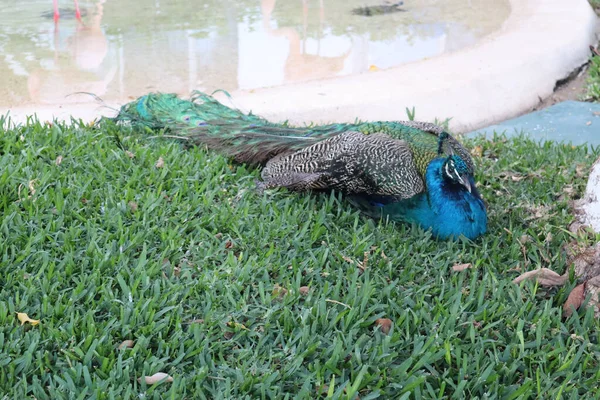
[381,158,487,240]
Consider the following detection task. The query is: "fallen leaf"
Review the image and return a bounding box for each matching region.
[563,185,574,196]
[519,235,531,245]
[523,204,554,221]
[452,263,472,272]
[223,331,234,339]
[55,155,63,166]
[224,240,234,249]
[563,283,586,318]
[155,157,165,168]
[470,146,483,157]
[173,266,181,277]
[16,312,40,326]
[272,284,288,298]
[499,171,524,181]
[374,318,392,334]
[138,372,173,385]
[128,201,138,212]
[512,268,568,286]
[28,180,37,196]
[299,286,310,296]
[118,340,134,349]
[227,321,249,330]
[189,318,204,324]
[125,150,135,159]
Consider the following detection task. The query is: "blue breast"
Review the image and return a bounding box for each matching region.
[376,159,488,240]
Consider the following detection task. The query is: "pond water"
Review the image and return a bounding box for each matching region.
[0,0,510,109]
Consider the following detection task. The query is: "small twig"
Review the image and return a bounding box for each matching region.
[147,135,190,141]
[325,299,352,309]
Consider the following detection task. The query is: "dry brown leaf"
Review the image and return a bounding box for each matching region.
[452,263,472,272]
[512,268,568,287]
[499,171,526,181]
[118,340,134,349]
[524,204,554,221]
[55,155,63,166]
[138,372,173,385]
[125,150,135,159]
[299,286,310,296]
[28,180,37,196]
[227,321,249,330]
[16,312,40,326]
[272,284,288,298]
[374,318,392,334]
[189,318,204,324]
[470,146,483,157]
[223,331,234,339]
[128,201,138,212]
[155,157,165,168]
[563,283,586,318]
[563,185,574,196]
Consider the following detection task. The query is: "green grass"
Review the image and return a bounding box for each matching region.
[588,0,600,101]
[587,54,600,101]
[1,117,600,399]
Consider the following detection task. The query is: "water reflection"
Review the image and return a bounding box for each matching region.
[27,0,113,104]
[0,0,510,109]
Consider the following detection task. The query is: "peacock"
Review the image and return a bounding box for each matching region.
[108,91,488,240]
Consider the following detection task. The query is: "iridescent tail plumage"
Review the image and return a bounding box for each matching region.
[108,91,469,171]
[106,90,488,240]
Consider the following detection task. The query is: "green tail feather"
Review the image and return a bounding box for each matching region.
[110,91,330,165]
[109,91,461,170]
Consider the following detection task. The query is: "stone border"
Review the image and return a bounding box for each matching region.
[5,0,599,132]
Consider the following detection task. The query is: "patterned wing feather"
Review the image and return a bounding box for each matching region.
[261,131,425,200]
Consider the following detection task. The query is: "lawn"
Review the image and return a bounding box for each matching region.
[1,116,599,399]
[588,0,600,101]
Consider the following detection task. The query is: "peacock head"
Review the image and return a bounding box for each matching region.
[441,155,472,193]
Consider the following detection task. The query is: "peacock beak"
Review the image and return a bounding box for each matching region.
[460,174,472,193]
